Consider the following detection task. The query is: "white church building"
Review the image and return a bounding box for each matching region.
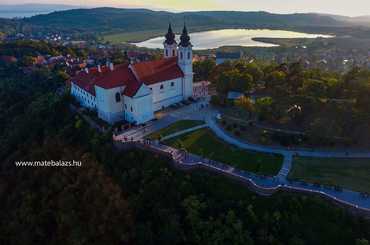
[69,24,193,125]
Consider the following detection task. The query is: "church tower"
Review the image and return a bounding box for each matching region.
[178,24,193,99]
[163,23,177,58]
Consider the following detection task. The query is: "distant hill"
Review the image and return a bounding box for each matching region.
[23,8,352,35]
[0,4,83,18]
[323,14,370,26]
[343,16,370,26]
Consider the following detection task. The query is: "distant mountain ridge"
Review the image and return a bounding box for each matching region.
[321,13,370,26]
[0,4,84,18]
[23,7,354,34]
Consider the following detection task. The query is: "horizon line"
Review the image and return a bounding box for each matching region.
[0,3,369,18]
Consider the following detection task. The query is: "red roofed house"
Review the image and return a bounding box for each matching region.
[69,24,193,124]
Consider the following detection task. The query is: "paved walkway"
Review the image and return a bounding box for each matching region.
[206,114,370,158]
[277,153,293,181]
[124,140,370,212]
[115,100,210,141]
[112,103,370,211]
[160,124,208,141]
[115,102,370,181]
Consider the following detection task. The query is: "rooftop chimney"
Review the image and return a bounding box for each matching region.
[84,67,89,74]
[97,64,102,73]
[109,62,114,71]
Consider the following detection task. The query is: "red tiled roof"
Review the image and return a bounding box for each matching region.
[123,80,142,97]
[70,64,141,97]
[69,57,183,98]
[68,70,98,96]
[94,64,137,89]
[131,57,184,85]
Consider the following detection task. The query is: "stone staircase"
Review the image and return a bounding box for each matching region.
[277,154,293,180]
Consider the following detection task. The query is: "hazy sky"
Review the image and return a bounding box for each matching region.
[3,0,370,16]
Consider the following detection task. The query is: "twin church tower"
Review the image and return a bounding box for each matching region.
[163,23,193,99]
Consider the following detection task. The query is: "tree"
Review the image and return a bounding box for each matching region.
[356,238,370,245]
[193,59,216,82]
[235,96,255,116]
[255,97,274,121]
[265,70,286,91]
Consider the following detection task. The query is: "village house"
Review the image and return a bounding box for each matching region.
[193,81,211,99]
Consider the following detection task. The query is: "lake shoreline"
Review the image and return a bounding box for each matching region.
[130,28,333,50]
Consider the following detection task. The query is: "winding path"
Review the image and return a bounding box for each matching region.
[112,101,370,211]
[118,140,370,212]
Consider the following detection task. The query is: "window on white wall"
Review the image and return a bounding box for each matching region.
[160,84,164,90]
[171,82,174,87]
[115,92,121,102]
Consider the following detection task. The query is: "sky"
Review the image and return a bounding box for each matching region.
[2,0,370,17]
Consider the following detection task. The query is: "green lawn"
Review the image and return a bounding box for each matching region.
[147,120,205,140]
[103,29,165,43]
[164,128,283,176]
[288,157,370,193]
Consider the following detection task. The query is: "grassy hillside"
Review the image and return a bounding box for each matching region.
[24,8,351,36]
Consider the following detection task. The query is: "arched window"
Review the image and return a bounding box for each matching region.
[172,50,175,56]
[180,52,183,59]
[115,92,121,102]
[187,52,191,59]
[166,49,168,56]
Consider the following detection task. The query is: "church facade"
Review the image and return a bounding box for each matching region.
[69,24,193,125]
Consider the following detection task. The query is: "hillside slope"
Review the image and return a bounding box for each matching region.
[24,8,351,34]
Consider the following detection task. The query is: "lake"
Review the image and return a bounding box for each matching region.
[133,29,333,50]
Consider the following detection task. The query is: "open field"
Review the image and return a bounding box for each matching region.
[164,128,283,176]
[103,29,165,43]
[288,157,370,193]
[147,120,205,140]
[102,25,230,44]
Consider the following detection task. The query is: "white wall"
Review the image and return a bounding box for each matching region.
[164,43,177,58]
[183,74,193,100]
[178,46,193,99]
[149,77,183,111]
[123,85,154,124]
[95,85,125,124]
[71,82,97,109]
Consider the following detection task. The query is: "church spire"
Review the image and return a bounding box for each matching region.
[179,23,191,47]
[164,23,176,45]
